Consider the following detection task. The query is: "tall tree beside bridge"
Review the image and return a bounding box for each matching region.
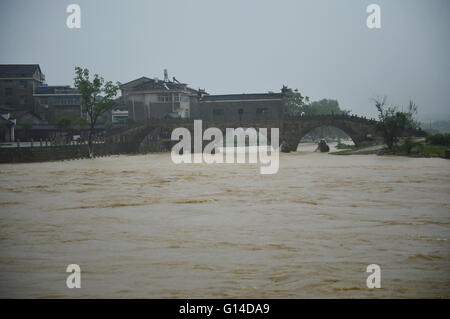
[285,88,310,116]
[374,97,418,151]
[74,67,119,158]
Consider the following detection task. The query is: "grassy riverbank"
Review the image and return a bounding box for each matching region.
[331,140,449,158]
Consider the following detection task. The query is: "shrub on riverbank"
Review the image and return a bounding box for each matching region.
[391,139,447,158]
[398,138,423,155]
[426,133,450,146]
[336,142,357,150]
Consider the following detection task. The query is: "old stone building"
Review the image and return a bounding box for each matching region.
[191,93,285,122]
[122,72,286,122]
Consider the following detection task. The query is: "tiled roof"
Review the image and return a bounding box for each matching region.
[0,64,41,78]
[122,77,198,93]
[133,79,188,91]
[119,76,151,89]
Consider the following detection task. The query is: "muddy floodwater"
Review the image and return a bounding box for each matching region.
[0,143,449,298]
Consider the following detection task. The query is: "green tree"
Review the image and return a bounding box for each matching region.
[74,67,119,157]
[57,117,72,132]
[308,99,344,116]
[285,88,310,116]
[74,117,88,130]
[374,97,418,150]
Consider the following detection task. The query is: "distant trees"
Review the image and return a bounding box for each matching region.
[422,120,450,134]
[284,87,347,117]
[374,97,418,150]
[74,67,119,157]
[308,99,346,116]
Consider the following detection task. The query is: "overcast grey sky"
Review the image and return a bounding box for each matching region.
[1,0,449,121]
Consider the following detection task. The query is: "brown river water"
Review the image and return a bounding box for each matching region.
[0,143,449,298]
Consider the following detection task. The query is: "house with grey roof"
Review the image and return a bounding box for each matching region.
[0,64,46,114]
[120,73,200,120]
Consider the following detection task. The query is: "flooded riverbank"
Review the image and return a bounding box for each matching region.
[0,147,449,298]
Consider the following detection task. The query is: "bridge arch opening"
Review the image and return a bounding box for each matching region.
[297,125,355,152]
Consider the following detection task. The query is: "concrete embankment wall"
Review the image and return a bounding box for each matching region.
[0,143,124,164]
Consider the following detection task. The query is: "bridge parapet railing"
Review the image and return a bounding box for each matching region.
[284,114,377,122]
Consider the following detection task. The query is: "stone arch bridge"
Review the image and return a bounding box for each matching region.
[106,115,383,153]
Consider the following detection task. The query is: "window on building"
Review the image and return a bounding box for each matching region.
[20,95,27,105]
[52,96,79,105]
[19,80,28,89]
[157,94,171,103]
[173,94,180,102]
[4,88,12,96]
